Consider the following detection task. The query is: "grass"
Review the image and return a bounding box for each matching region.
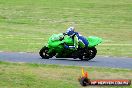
[0,1,131,87]
[0,61,132,88]
[0,0,132,57]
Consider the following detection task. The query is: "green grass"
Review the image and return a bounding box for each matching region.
[0,0,132,57]
[0,61,132,88]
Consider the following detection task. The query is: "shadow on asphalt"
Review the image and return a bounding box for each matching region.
[39,58,97,62]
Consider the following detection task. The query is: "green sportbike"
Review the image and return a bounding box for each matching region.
[39,33,102,61]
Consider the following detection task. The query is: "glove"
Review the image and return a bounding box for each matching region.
[64,44,69,49]
[63,33,67,36]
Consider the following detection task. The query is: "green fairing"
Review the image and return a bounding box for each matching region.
[87,36,102,48]
[47,34,73,53]
[63,35,74,46]
[47,34,102,54]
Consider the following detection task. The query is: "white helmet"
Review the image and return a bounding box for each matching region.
[66,27,75,35]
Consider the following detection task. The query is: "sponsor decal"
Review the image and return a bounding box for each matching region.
[78,68,131,86]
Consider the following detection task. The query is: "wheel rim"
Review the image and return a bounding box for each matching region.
[43,49,49,56]
[89,50,94,58]
[43,49,49,57]
[83,50,94,60]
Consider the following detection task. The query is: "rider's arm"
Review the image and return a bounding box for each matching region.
[64,35,79,50]
[73,35,79,49]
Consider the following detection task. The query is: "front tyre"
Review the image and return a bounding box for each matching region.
[39,46,50,59]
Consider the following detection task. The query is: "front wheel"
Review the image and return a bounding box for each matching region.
[39,46,50,59]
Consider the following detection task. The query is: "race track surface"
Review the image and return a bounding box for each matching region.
[0,52,132,69]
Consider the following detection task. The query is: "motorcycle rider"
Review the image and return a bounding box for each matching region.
[64,27,89,50]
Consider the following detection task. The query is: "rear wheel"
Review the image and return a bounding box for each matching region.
[84,47,97,61]
[39,46,50,59]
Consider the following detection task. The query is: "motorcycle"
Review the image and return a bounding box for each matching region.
[39,33,102,60]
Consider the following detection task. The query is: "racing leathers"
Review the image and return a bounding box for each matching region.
[64,32,88,50]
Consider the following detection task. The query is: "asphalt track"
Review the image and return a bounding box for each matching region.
[0,52,132,69]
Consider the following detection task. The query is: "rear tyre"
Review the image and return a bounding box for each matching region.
[39,46,50,59]
[84,47,97,61]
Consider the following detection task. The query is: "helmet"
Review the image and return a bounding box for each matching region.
[66,27,75,35]
[59,33,64,40]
